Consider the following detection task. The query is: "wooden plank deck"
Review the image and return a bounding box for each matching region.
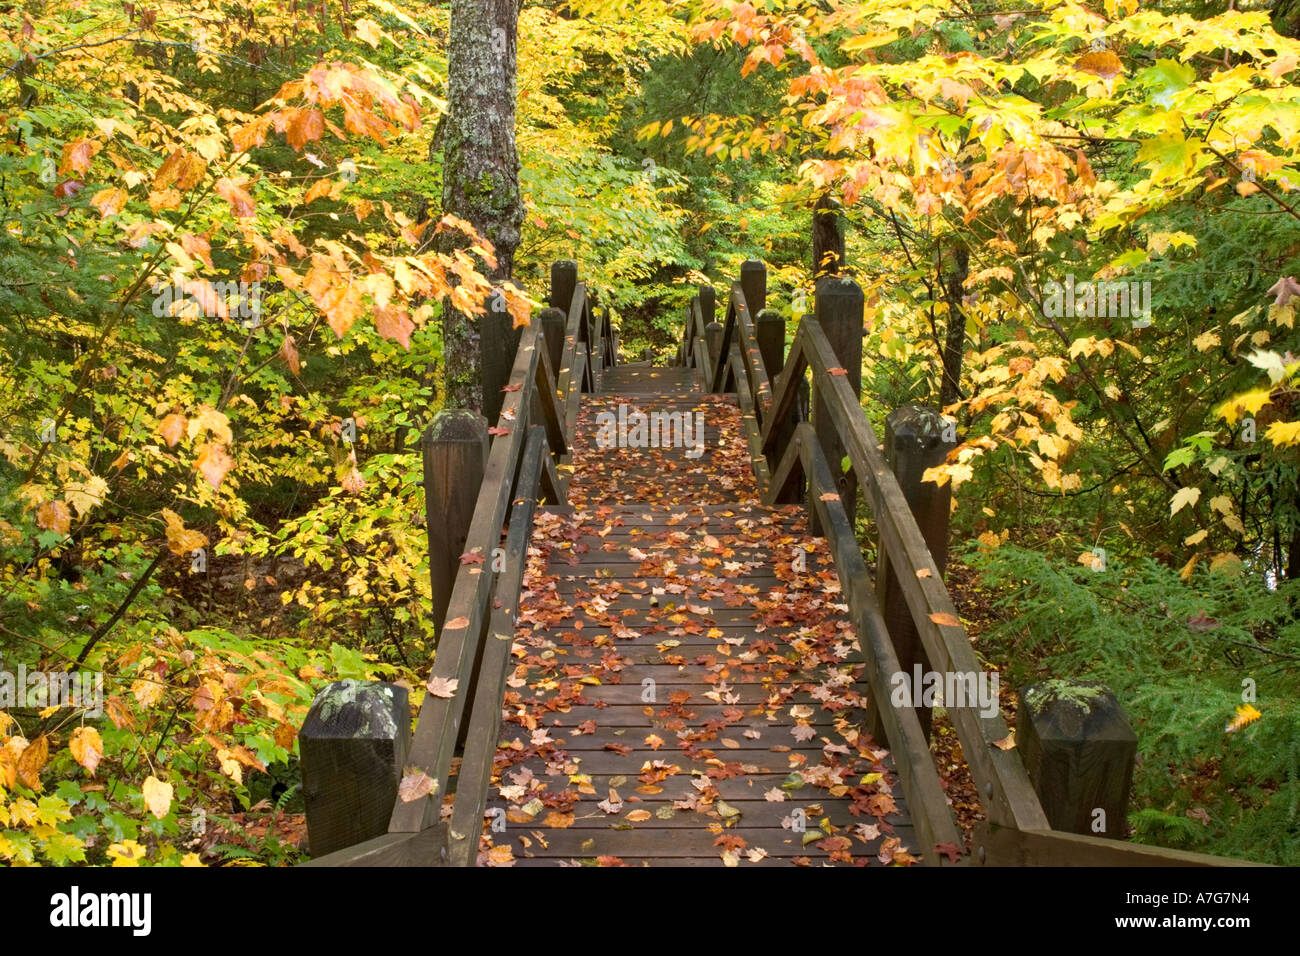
[471,386,921,866]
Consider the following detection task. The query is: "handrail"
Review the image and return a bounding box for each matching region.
[762,319,1050,834]
[445,425,548,865]
[768,423,966,861]
[389,319,550,833]
[387,264,610,844]
[701,281,971,859]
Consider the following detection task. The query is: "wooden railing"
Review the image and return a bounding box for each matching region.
[676,260,1260,868]
[301,261,615,866]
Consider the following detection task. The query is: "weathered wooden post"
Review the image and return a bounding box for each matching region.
[698,283,716,326]
[704,319,723,387]
[423,410,488,634]
[550,259,577,310]
[756,306,794,488]
[740,259,766,315]
[539,307,566,374]
[872,405,955,741]
[810,276,864,530]
[481,284,522,426]
[300,680,410,858]
[640,347,652,362]
[1017,680,1137,839]
[755,307,784,382]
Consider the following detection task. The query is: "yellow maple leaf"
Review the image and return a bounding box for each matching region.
[1265,420,1300,446]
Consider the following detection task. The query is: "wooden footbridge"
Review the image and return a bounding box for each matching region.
[301,260,1255,868]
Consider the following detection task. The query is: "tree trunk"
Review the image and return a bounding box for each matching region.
[812,193,844,277]
[938,243,969,408]
[440,0,525,411]
[1274,0,1300,37]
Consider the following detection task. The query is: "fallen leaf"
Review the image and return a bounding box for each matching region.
[398,769,438,802]
[426,676,459,698]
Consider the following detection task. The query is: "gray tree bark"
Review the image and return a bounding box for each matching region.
[440,0,525,411]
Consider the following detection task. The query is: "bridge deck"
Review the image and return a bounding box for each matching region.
[477,381,918,866]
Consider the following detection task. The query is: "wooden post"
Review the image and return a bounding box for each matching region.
[300,680,410,858]
[550,259,577,310]
[1017,681,1137,839]
[740,259,766,315]
[810,276,864,530]
[871,405,955,742]
[704,320,723,386]
[756,306,795,488]
[539,307,566,375]
[641,347,652,362]
[423,410,488,635]
[755,307,785,383]
[481,285,522,426]
[699,284,716,326]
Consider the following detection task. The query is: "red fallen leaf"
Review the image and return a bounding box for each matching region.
[714,833,747,852]
[54,179,83,199]
[488,426,510,436]
[502,383,523,392]
[934,841,963,863]
[459,550,485,565]
[827,367,848,376]
[818,492,839,501]
[595,855,627,867]
[928,612,960,627]
[992,732,1016,751]
[604,742,633,755]
[443,616,469,630]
